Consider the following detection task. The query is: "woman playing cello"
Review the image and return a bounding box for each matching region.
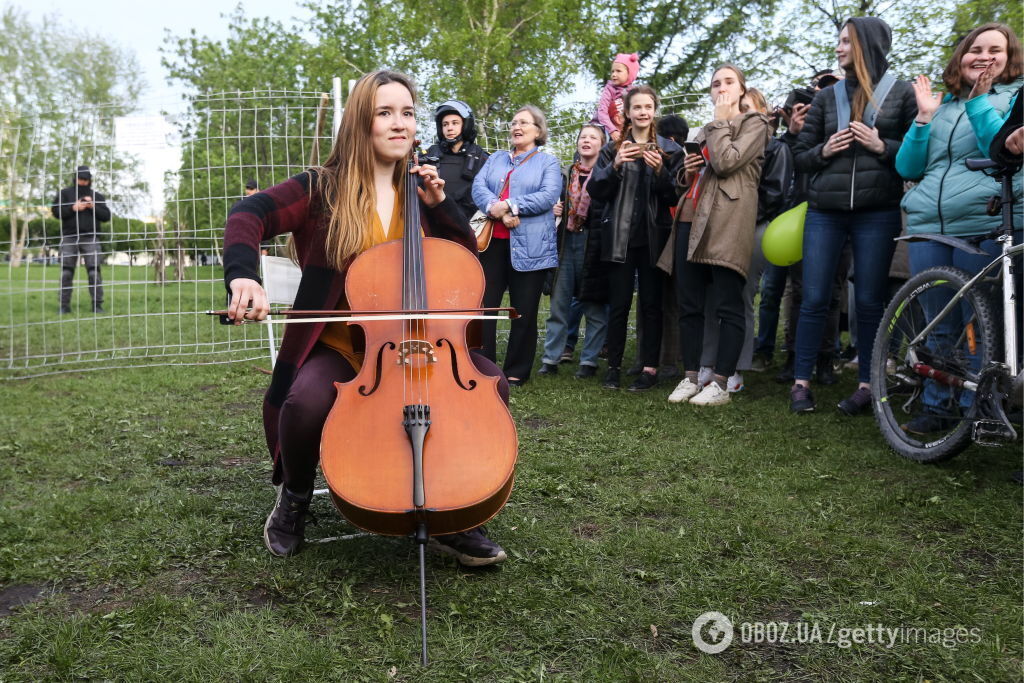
[223,70,508,564]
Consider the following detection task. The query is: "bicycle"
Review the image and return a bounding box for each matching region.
[871,158,1022,463]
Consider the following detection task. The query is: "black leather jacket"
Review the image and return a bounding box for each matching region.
[758,136,794,223]
[587,134,683,263]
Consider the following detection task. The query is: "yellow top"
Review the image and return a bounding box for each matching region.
[318,191,404,370]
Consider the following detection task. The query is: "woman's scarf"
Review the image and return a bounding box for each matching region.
[566,161,594,232]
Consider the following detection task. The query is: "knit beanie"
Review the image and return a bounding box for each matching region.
[613,53,640,86]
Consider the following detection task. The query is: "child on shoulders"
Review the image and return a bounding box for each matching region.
[591,53,640,142]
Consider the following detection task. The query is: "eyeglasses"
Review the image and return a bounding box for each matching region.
[508,119,536,129]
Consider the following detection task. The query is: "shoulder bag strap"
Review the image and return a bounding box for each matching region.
[863,72,897,128]
[833,82,851,130]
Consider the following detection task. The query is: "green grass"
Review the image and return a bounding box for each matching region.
[0,264,267,376]
[0,343,1020,680]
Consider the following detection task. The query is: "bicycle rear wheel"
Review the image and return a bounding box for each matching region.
[871,266,998,463]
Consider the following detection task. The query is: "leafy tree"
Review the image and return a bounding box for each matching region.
[950,0,1023,57]
[575,0,781,96]
[0,7,144,265]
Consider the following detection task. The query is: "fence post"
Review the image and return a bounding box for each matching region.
[332,77,342,138]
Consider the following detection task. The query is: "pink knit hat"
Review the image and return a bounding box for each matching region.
[613,53,640,86]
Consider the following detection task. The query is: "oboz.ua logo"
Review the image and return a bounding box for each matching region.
[692,611,734,654]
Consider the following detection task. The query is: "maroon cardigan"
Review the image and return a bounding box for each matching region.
[223,170,476,483]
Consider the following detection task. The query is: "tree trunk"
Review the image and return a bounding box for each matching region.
[154,217,166,285]
[9,214,27,267]
[173,231,185,281]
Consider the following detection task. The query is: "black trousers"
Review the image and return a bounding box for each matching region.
[675,222,746,378]
[478,238,548,380]
[605,246,663,369]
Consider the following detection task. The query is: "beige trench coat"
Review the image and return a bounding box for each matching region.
[670,111,771,279]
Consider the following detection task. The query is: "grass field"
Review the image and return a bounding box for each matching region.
[0,265,266,377]
[0,324,1021,681]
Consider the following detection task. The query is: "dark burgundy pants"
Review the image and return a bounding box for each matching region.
[278,343,509,492]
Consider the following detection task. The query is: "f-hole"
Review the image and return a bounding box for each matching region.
[435,338,477,391]
[359,341,397,396]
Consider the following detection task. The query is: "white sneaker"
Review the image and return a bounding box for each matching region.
[727,372,744,393]
[844,355,859,370]
[667,378,701,404]
[697,366,713,387]
[690,381,731,406]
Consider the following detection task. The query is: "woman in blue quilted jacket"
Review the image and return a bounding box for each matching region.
[472,105,562,385]
[894,22,1023,435]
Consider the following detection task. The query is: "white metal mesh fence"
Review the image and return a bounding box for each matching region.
[0,87,705,379]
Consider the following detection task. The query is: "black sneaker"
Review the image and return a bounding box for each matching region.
[428,526,506,567]
[658,364,681,380]
[790,384,815,413]
[92,304,105,314]
[625,363,643,376]
[575,364,597,379]
[775,352,795,383]
[816,353,837,385]
[559,347,574,364]
[602,367,621,389]
[628,371,658,392]
[837,386,872,416]
[263,486,314,557]
[59,305,72,315]
[537,362,558,376]
[901,409,959,435]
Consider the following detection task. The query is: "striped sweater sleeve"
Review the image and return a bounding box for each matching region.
[223,171,314,287]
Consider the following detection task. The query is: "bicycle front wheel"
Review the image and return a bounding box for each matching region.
[871,266,998,463]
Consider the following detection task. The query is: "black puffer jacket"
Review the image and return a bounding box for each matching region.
[793,17,917,212]
[990,86,1023,169]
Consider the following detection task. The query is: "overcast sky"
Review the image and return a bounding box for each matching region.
[8,0,312,109]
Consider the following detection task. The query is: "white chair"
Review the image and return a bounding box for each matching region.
[259,255,303,368]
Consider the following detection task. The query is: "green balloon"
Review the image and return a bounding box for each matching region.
[762,201,807,266]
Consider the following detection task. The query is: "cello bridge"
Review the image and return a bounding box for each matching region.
[397,340,437,364]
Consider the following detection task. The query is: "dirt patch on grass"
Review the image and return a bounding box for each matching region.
[244,584,285,607]
[63,583,124,614]
[573,522,602,539]
[521,417,552,430]
[0,584,47,616]
[220,457,260,468]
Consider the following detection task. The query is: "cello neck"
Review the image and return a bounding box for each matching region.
[403,158,427,311]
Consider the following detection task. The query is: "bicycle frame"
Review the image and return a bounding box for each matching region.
[905,239,1022,380]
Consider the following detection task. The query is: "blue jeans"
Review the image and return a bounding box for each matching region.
[908,232,1021,410]
[565,298,585,350]
[755,263,788,356]
[795,208,900,384]
[542,230,609,367]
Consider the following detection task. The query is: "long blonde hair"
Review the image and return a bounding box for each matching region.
[315,70,415,270]
[845,23,876,123]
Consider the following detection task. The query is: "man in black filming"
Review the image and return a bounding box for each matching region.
[52,165,110,313]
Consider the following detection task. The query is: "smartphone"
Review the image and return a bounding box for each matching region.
[643,142,659,152]
[684,141,701,156]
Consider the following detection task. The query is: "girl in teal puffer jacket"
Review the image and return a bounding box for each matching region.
[894,22,1023,435]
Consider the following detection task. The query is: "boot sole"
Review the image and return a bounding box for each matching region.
[427,538,507,567]
[263,485,301,558]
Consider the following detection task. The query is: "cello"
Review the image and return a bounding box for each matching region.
[319,150,518,664]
